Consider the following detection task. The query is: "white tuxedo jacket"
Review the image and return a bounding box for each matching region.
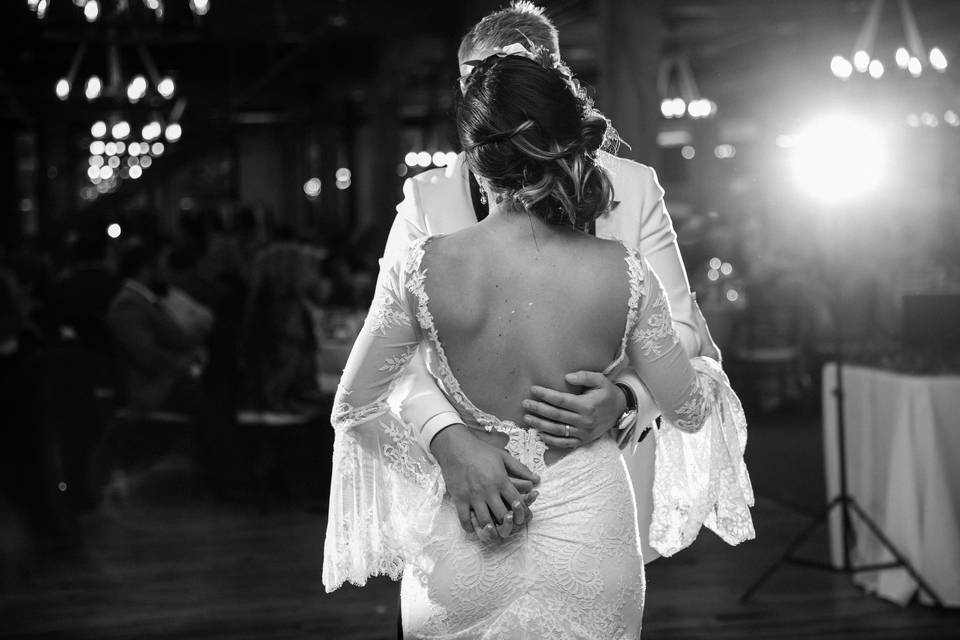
[378,151,701,562]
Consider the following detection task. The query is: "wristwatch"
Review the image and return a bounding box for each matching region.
[614,382,639,432]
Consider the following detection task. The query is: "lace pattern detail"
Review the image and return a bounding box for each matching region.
[674,375,709,432]
[402,439,644,638]
[330,393,389,432]
[378,343,418,373]
[367,285,411,337]
[649,357,756,556]
[629,272,681,358]
[503,426,548,474]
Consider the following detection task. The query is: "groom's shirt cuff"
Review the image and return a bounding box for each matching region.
[420,411,464,460]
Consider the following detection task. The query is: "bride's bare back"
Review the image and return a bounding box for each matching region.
[423,217,631,428]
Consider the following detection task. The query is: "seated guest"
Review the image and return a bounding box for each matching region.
[106,242,204,413]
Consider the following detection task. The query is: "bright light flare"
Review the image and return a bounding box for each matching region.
[868,59,884,79]
[189,0,210,16]
[908,57,922,77]
[85,76,102,100]
[660,97,686,118]
[112,121,130,139]
[688,98,715,119]
[788,115,886,204]
[164,123,182,142]
[830,55,853,79]
[142,121,162,140]
[84,0,100,22]
[303,177,321,198]
[157,77,175,98]
[55,78,70,100]
[929,47,948,71]
[91,120,107,138]
[895,47,910,69]
[127,75,148,102]
[107,223,122,239]
[853,50,870,72]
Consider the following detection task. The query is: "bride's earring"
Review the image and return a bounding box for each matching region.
[479,188,488,206]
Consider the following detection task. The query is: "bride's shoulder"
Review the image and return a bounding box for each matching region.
[577,234,635,264]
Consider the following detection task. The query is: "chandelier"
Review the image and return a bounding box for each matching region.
[27,0,208,197]
[829,0,948,80]
[26,0,210,21]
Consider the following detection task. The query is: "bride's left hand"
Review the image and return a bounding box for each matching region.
[522,371,626,449]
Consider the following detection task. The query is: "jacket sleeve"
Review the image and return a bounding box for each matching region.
[381,178,464,459]
[633,166,701,358]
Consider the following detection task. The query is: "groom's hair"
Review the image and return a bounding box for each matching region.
[458,2,560,61]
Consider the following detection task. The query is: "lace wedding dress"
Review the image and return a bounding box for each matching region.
[323,236,752,639]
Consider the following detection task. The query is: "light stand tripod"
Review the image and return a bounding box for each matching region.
[740,263,944,606]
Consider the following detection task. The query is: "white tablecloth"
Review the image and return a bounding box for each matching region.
[822,364,960,606]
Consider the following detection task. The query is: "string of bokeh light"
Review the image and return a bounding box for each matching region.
[53,39,178,105]
[32,2,197,200]
[830,0,948,80]
[26,0,210,21]
[705,257,743,305]
[81,116,180,199]
[403,151,459,170]
[658,54,717,120]
[302,168,353,201]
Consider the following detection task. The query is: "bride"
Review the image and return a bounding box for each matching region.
[324,47,712,638]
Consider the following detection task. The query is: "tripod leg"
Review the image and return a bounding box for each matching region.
[740,499,838,603]
[847,500,945,608]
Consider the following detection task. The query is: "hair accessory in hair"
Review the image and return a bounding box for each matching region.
[461,41,557,85]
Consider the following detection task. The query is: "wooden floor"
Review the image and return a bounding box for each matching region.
[1,414,958,639]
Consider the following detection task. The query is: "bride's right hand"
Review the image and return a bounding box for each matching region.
[430,424,540,536]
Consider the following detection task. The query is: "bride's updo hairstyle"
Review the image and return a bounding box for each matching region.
[457,50,616,229]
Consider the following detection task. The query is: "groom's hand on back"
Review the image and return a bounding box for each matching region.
[523,371,627,449]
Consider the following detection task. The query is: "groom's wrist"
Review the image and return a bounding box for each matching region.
[429,423,471,461]
[613,383,638,432]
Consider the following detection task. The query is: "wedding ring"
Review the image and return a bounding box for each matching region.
[564,424,571,438]
[512,499,523,510]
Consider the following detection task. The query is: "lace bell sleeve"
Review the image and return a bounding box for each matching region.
[625,250,755,557]
[323,240,445,592]
[624,253,709,433]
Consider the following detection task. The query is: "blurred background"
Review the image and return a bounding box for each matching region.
[1,1,959,638]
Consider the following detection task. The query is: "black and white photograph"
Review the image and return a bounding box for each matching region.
[1,1,959,638]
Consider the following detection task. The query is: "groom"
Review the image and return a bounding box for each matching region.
[381,1,718,561]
